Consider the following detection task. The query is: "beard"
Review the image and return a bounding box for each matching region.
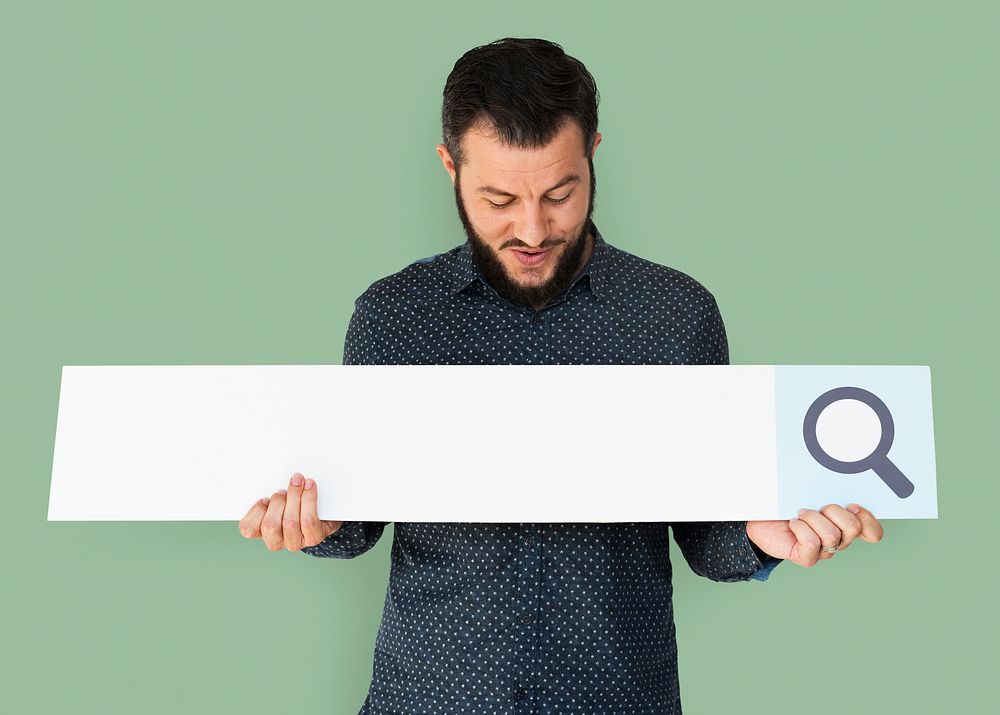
[453,155,597,310]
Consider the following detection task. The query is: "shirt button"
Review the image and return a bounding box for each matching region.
[514,689,527,701]
[741,545,749,555]
[521,614,534,625]
[524,535,535,546]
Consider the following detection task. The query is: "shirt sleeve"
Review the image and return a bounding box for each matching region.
[300,521,388,559]
[671,520,781,582]
[301,291,390,560]
[669,292,783,583]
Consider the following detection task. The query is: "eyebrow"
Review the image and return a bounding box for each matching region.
[475,173,581,198]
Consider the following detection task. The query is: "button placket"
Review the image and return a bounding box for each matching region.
[514,524,541,708]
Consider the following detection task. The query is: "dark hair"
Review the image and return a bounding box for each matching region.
[441,37,600,172]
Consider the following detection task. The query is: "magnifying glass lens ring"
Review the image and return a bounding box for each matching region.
[803,386,895,473]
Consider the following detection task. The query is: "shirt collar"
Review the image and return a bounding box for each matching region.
[449,219,609,301]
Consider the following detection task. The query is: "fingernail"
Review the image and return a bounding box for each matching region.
[278,488,287,495]
[304,478,314,489]
[290,474,303,487]
[797,508,808,517]
[260,497,269,505]
[847,504,861,514]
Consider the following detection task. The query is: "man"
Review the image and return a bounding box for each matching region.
[239,37,884,714]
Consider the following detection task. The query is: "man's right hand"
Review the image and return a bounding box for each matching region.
[239,472,343,551]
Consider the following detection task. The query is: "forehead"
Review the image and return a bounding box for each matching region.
[461,120,586,186]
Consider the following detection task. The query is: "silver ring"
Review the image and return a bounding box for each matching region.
[820,540,843,553]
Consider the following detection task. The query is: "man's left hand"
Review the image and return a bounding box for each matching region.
[746,504,884,567]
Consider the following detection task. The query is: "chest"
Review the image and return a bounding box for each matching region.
[377,289,705,365]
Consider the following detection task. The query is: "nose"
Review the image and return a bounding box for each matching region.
[516,201,550,248]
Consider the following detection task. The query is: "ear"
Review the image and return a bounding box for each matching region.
[590,131,603,159]
[436,144,457,185]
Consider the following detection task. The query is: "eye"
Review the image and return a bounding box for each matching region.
[486,193,572,210]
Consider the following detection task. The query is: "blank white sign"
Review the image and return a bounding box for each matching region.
[47,364,936,522]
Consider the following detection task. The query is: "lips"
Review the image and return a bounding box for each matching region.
[512,248,551,266]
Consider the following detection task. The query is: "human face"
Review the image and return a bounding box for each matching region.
[437,120,601,310]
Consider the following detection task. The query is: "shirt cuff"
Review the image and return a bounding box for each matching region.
[745,529,783,582]
[299,521,380,559]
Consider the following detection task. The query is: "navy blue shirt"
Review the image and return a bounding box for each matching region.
[303,220,782,713]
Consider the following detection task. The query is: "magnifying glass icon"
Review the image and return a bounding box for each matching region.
[802,386,915,498]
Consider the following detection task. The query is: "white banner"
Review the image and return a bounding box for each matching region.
[47,364,937,522]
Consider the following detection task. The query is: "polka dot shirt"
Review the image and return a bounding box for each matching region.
[302,220,782,714]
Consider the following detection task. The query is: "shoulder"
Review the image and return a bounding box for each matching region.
[604,242,721,315]
[350,244,464,316]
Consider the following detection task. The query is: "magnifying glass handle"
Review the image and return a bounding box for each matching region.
[873,456,915,499]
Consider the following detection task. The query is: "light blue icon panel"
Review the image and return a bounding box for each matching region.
[775,365,937,519]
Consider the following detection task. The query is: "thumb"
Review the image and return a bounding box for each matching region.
[299,476,343,544]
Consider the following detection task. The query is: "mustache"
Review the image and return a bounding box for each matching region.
[507,243,561,252]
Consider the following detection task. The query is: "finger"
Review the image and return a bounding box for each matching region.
[848,504,884,543]
[819,503,863,551]
[261,490,287,551]
[796,508,842,558]
[239,498,269,539]
[283,473,306,551]
[300,476,332,546]
[787,517,822,567]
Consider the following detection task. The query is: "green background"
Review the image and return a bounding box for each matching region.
[3,1,996,712]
